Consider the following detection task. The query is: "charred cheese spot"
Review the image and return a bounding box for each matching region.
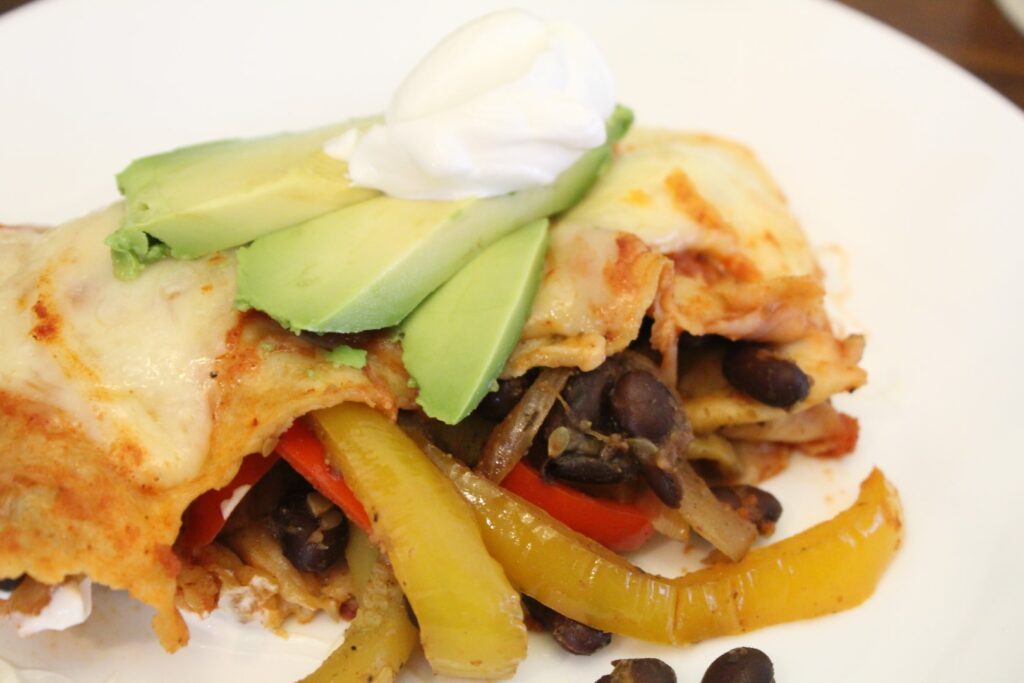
[672,249,761,285]
[0,206,242,488]
[664,167,734,235]
[30,298,60,342]
[112,439,146,471]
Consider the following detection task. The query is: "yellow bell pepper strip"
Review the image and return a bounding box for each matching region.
[426,443,903,645]
[300,527,418,683]
[344,524,378,595]
[666,468,901,641]
[310,403,527,679]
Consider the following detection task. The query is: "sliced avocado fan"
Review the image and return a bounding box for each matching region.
[107,118,380,279]
[235,105,634,334]
[401,219,549,424]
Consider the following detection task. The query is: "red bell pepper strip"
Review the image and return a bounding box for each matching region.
[275,420,373,534]
[178,451,280,555]
[500,462,654,552]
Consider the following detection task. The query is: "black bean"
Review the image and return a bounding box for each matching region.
[0,575,24,593]
[477,374,534,421]
[272,492,316,537]
[713,485,783,535]
[545,451,638,485]
[290,541,337,574]
[610,370,676,442]
[551,617,613,655]
[271,491,348,573]
[597,658,677,683]
[701,647,774,683]
[722,344,810,408]
[562,362,621,428]
[522,595,611,655]
[641,461,683,508]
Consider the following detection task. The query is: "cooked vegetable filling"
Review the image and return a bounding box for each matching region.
[2,118,892,681]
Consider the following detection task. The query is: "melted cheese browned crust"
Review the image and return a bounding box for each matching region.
[510,129,864,427]
[504,224,669,377]
[0,128,866,651]
[0,207,408,650]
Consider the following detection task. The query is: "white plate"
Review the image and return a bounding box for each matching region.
[1,0,1023,681]
[996,0,1024,38]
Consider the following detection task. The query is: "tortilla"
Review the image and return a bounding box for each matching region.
[0,129,868,650]
[512,129,863,431]
[0,206,406,649]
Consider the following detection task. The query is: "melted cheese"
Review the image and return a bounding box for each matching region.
[505,224,668,376]
[0,205,239,488]
[510,130,831,377]
[560,129,819,279]
[0,209,405,652]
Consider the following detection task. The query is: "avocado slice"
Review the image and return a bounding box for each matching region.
[235,105,633,334]
[107,119,380,279]
[401,219,549,424]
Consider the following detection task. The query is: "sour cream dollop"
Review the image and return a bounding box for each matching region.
[325,9,616,200]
